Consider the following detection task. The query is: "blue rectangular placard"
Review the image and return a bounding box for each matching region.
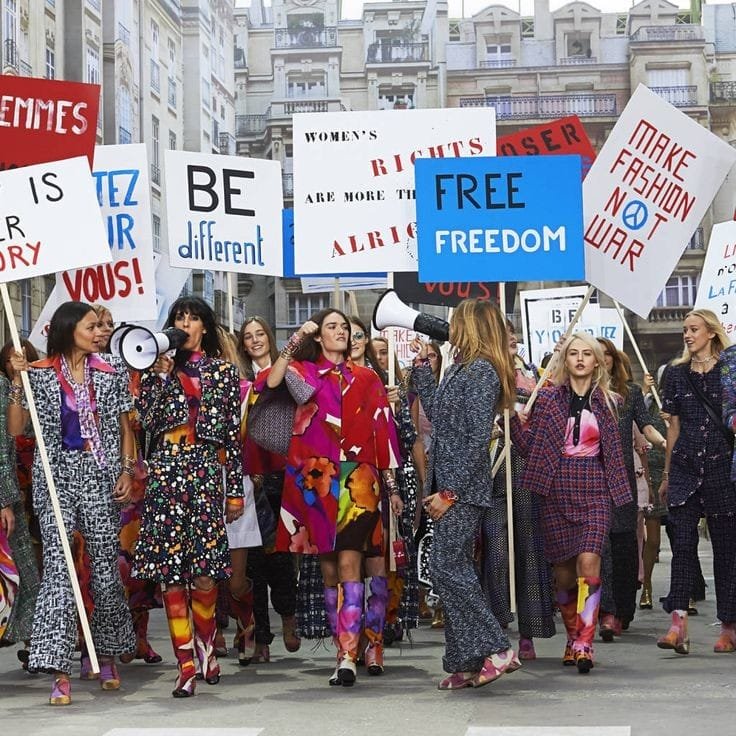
[415,155,584,283]
[282,208,386,279]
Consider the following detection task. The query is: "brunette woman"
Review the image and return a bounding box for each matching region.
[7,302,136,704]
[411,299,519,690]
[510,333,630,674]
[132,297,244,697]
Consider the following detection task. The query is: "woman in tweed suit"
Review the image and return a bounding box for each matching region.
[510,333,629,674]
[411,299,520,690]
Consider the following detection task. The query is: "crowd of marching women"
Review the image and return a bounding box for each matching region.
[1,296,736,705]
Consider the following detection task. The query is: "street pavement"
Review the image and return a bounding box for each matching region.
[1,541,733,736]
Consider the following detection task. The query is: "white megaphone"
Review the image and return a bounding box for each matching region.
[372,289,449,342]
[110,325,188,371]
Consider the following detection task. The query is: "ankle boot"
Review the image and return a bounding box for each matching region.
[132,608,162,663]
[190,586,220,685]
[639,584,653,609]
[714,622,736,653]
[364,576,388,676]
[281,614,301,653]
[337,581,364,687]
[229,582,255,666]
[573,576,601,674]
[556,586,578,666]
[162,587,197,698]
[324,586,342,686]
[657,610,689,655]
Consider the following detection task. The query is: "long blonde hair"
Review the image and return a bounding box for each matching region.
[450,299,515,411]
[673,309,730,365]
[550,332,619,417]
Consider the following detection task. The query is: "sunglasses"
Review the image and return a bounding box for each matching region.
[351,331,365,341]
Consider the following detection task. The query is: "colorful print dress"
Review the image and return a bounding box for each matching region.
[259,356,400,555]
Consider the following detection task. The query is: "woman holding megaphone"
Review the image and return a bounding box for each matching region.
[131,297,244,698]
[410,298,520,690]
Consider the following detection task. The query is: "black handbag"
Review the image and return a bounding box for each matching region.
[684,370,734,447]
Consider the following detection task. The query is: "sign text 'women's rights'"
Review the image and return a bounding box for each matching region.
[56,145,158,321]
[0,157,110,283]
[165,150,284,277]
[415,155,584,283]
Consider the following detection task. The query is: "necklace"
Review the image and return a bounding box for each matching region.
[690,354,715,364]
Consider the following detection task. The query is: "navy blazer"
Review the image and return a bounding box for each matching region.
[510,384,630,507]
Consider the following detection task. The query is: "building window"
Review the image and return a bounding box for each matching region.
[675,11,692,24]
[86,46,100,84]
[565,32,591,58]
[20,279,31,337]
[202,78,211,108]
[169,130,176,150]
[286,293,329,326]
[521,18,534,38]
[615,14,627,35]
[151,19,159,58]
[484,39,512,65]
[448,21,460,42]
[378,90,415,110]
[45,47,55,79]
[119,85,132,142]
[152,214,161,253]
[286,74,327,99]
[151,116,160,185]
[656,275,698,308]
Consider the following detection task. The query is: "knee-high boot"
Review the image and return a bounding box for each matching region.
[364,576,388,676]
[132,608,162,663]
[556,586,578,666]
[229,580,255,666]
[190,586,220,685]
[574,577,601,674]
[336,581,364,687]
[384,571,404,644]
[162,587,196,698]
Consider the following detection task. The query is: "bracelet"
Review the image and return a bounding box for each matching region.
[661,472,669,480]
[8,383,23,403]
[439,489,458,505]
[389,490,402,498]
[280,331,305,361]
[226,497,244,508]
[121,454,136,468]
[121,466,135,477]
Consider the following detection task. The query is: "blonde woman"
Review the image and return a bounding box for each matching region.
[410,299,519,690]
[510,333,629,674]
[661,309,734,654]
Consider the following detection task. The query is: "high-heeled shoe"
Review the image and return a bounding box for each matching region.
[99,660,121,691]
[639,586,653,609]
[431,604,445,629]
[135,641,163,664]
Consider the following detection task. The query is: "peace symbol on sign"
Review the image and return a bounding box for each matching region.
[622,200,648,231]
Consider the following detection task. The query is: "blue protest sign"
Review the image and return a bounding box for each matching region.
[282,208,386,279]
[415,155,584,283]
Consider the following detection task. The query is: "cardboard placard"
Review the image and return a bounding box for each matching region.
[693,221,736,336]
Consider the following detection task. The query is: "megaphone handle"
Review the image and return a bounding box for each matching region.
[157,349,176,381]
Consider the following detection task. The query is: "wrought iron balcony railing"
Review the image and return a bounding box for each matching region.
[282,172,294,197]
[118,127,132,145]
[686,227,705,250]
[458,92,617,119]
[479,59,516,68]
[3,39,18,71]
[630,25,704,42]
[236,114,268,136]
[366,42,429,64]
[219,132,236,156]
[151,164,161,186]
[275,27,337,49]
[650,85,698,107]
[151,60,161,93]
[560,56,598,65]
[711,81,736,103]
[167,77,177,108]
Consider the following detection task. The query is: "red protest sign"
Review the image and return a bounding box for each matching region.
[496,115,595,179]
[0,75,99,171]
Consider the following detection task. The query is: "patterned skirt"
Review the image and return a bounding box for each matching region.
[539,456,612,564]
[132,443,231,585]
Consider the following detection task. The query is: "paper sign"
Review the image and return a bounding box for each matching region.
[0,157,110,285]
[416,155,584,283]
[165,150,284,276]
[583,84,736,318]
[56,145,157,321]
[0,74,99,170]
[497,115,596,179]
[371,326,420,368]
[293,108,496,275]
[300,275,388,293]
[694,221,736,336]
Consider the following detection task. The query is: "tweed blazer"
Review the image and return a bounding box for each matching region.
[0,375,20,508]
[510,384,630,507]
[136,356,243,498]
[412,359,498,507]
[24,355,132,485]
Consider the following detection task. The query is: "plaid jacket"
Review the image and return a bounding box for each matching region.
[510,384,630,507]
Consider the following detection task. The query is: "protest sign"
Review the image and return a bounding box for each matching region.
[372,326,420,368]
[599,307,625,349]
[0,157,110,285]
[165,150,284,276]
[56,145,157,321]
[497,115,596,179]
[0,75,99,170]
[293,108,496,275]
[693,221,736,336]
[416,154,584,283]
[583,84,736,318]
[300,276,388,293]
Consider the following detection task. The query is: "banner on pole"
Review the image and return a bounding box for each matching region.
[0,75,99,170]
[416,154,584,283]
[300,275,388,293]
[497,115,596,179]
[694,221,736,335]
[0,157,110,285]
[165,150,284,276]
[583,84,736,318]
[56,145,157,321]
[293,108,496,275]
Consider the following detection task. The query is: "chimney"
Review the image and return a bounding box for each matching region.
[534,0,554,40]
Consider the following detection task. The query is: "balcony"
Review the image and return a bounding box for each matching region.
[275,26,337,49]
[20,60,32,77]
[647,306,691,323]
[3,39,18,72]
[151,164,161,186]
[236,113,268,136]
[234,47,247,70]
[479,59,516,68]
[282,172,294,198]
[118,127,132,145]
[272,99,334,116]
[167,77,177,108]
[219,132,236,156]
[151,60,160,94]
[650,85,698,107]
[711,81,736,104]
[458,93,617,119]
[367,42,429,64]
[630,25,704,43]
[686,227,704,251]
[560,56,598,65]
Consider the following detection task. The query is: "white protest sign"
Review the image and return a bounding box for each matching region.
[694,221,736,337]
[28,285,57,353]
[372,326,419,369]
[56,145,157,321]
[520,286,603,367]
[293,108,496,275]
[598,307,625,349]
[300,275,388,294]
[0,156,109,284]
[165,150,283,276]
[584,84,736,318]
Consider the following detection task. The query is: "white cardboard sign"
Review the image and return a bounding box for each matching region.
[56,145,157,321]
[293,108,496,275]
[165,150,284,276]
[0,156,110,284]
[583,84,736,318]
[694,221,736,337]
[300,275,388,293]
